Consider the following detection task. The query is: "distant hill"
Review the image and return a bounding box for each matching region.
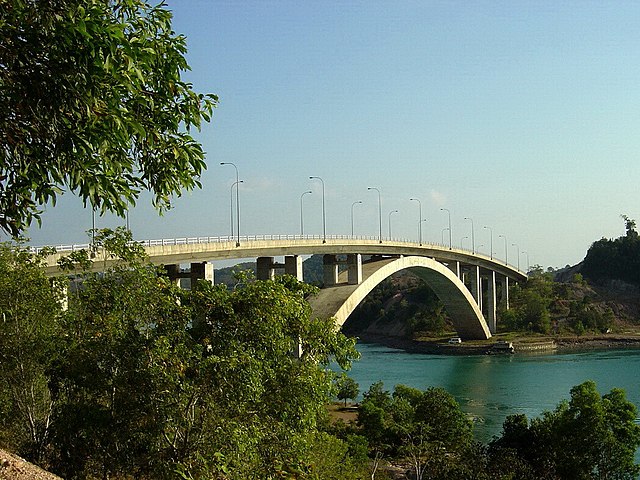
[213,254,327,288]
[581,216,640,286]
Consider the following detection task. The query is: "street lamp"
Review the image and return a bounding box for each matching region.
[351,200,362,236]
[441,227,449,245]
[483,225,493,259]
[464,217,475,254]
[440,208,452,249]
[410,198,422,245]
[309,176,326,243]
[221,162,240,246]
[420,218,428,244]
[499,234,508,264]
[388,210,399,239]
[522,251,530,272]
[368,187,382,243]
[460,235,469,249]
[512,243,520,270]
[300,190,312,236]
[229,180,243,238]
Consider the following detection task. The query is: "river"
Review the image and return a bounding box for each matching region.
[346,342,640,443]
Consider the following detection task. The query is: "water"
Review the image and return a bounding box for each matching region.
[346,343,640,443]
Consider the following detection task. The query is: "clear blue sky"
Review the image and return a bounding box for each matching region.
[23,1,640,270]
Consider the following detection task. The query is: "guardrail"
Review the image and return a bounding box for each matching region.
[33,234,419,253]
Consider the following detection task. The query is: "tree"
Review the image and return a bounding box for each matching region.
[0,0,217,236]
[490,381,640,480]
[41,231,360,478]
[335,374,359,407]
[0,243,65,463]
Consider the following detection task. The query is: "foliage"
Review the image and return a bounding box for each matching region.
[500,271,553,334]
[357,382,475,479]
[0,243,65,462]
[500,266,614,335]
[335,374,359,407]
[0,231,360,479]
[0,0,217,236]
[490,380,640,479]
[582,215,640,285]
[345,272,449,337]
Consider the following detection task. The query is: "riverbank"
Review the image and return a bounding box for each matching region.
[355,332,640,355]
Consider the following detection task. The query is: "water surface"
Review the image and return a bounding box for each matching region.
[346,343,640,442]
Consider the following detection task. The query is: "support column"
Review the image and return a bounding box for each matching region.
[499,276,510,311]
[257,256,275,280]
[468,265,482,310]
[190,262,214,286]
[284,255,303,281]
[487,270,497,334]
[323,254,339,287]
[164,264,181,287]
[347,254,362,285]
[447,261,461,278]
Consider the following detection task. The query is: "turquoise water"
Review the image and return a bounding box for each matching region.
[346,343,640,443]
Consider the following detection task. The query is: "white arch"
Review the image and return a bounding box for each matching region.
[309,256,491,340]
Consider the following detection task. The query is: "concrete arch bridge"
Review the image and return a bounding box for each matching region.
[41,235,527,340]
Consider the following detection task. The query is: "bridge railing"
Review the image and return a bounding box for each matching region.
[33,234,397,253]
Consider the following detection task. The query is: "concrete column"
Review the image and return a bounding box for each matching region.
[487,270,497,334]
[257,256,275,280]
[164,264,181,286]
[347,254,362,285]
[468,265,481,309]
[499,276,510,311]
[284,255,303,281]
[190,262,214,286]
[323,254,339,286]
[447,261,461,278]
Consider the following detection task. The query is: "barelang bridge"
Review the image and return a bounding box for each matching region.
[41,234,527,340]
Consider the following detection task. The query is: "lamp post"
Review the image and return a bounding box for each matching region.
[522,251,530,273]
[351,200,362,236]
[512,243,520,270]
[309,176,326,243]
[464,217,475,254]
[441,227,449,245]
[388,210,398,239]
[230,180,243,238]
[440,208,452,249]
[221,162,240,246]
[461,235,469,249]
[300,190,312,236]
[483,225,493,259]
[368,187,382,243]
[410,198,422,245]
[420,218,428,243]
[499,234,508,264]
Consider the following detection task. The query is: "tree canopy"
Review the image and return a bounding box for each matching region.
[0,0,217,236]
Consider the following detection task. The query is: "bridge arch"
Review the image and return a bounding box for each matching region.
[309,255,492,340]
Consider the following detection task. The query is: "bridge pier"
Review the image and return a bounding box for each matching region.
[257,255,304,281]
[500,276,510,310]
[486,270,497,333]
[165,262,214,288]
[347,254,362,285]
[323,255,339,286]
[467,265,482,309]
[447,260,461,278]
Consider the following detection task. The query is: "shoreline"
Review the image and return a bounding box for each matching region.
[354,332,640,355]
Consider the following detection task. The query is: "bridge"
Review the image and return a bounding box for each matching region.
[40,234,527,340]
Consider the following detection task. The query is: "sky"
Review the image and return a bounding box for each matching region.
[21,0,640,269]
